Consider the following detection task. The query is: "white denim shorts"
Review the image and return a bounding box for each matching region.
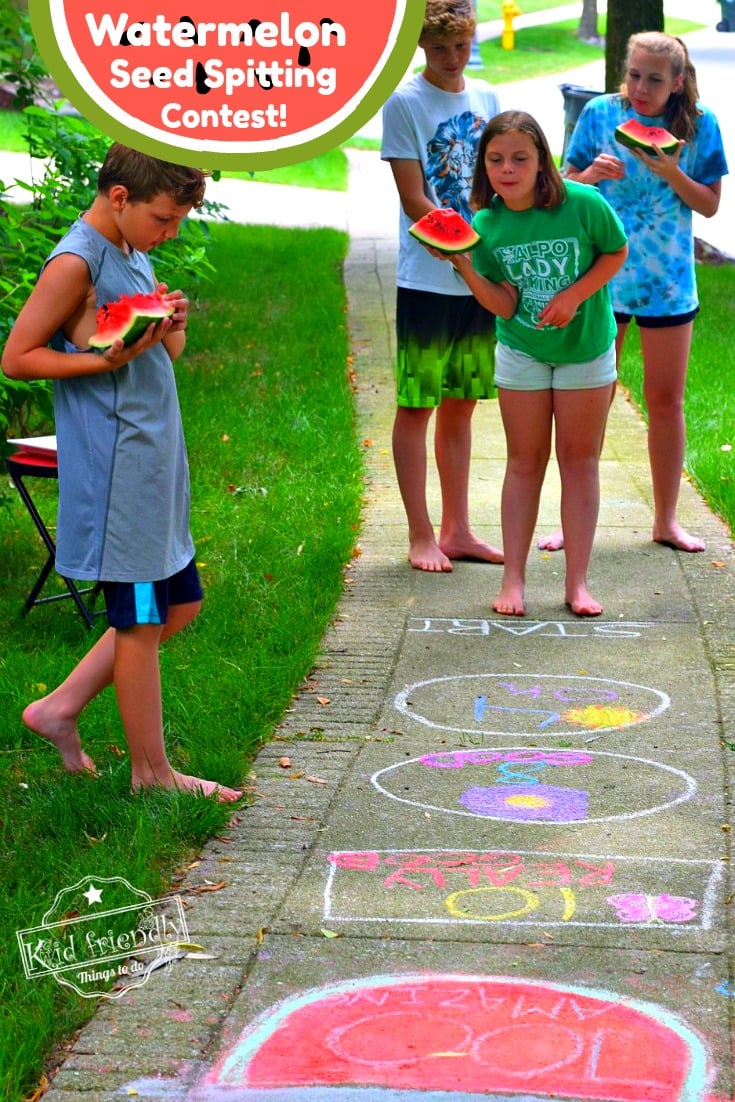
[494,340,617,391]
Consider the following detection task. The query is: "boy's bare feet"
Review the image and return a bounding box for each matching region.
[537,528,564,552]
[22,698,96,773]
[408,537,454,573]
[565,585,603,617]
[653,523,705,553]
[440,534,504,564]
[132,768,242,803]
[493,581,526,617]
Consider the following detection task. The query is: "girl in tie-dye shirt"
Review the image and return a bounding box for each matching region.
[563,32,727,554]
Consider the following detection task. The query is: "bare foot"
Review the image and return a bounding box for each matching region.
[653,523,705,553]
[132,769,243,803]
[22,698,96,773]
[440,533,504,564]
[493,581,526,617]
[408,538,453,573]
[565,585,603,617]
[538,528,564,552]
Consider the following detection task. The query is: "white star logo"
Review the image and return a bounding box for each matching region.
[83,884,103,906]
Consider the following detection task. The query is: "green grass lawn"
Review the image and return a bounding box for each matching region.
[0,221,363,1101]
[475,15,703,83]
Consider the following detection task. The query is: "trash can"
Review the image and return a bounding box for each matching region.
[716,0,735,29]
[559,83,604,166]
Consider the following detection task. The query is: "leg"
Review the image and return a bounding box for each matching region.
[392,404,452,572]
[537,379,616,552]
[554,385,612,616]
[434,397,503,564]
[110,605,236,802]
[538,321,626,554]
[22,601,200,772]
[22,626,117,772]
[493,388,553,616]
[21,599,240,801]
[640,322,703,551]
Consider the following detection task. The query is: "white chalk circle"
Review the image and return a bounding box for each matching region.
[371,747,696,824]
[394,673,669,738]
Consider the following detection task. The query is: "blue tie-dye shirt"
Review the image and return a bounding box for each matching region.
[566,94,728,316]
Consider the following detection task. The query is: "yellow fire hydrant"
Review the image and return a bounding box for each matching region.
[502,0,521,49]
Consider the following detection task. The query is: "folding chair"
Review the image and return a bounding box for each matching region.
[5,440,103,628]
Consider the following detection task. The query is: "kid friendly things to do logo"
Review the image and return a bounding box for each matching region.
[29,2,425,169]
[16,875,190,1000]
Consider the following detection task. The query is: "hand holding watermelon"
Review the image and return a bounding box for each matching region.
[155,284,189,335]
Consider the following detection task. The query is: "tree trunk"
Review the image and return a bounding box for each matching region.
[578,0,600,43]
[605,0,664,91]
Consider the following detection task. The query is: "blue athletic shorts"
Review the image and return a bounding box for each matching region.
[102,558,203,629]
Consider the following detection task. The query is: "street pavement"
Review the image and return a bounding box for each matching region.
[11,8,735,1102]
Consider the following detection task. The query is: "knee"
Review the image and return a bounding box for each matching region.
[163,600,201,640]
[643,387,684,420]
[507,450,549,480]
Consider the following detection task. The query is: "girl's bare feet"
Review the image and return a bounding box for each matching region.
[132,768,242,803]
[653,522,705,553]
[537,528,564,552]
[440,533,504,564]
[22,698,96,773]
[493,580,526,617]
[408,537,453,573]
[565,585,603,617]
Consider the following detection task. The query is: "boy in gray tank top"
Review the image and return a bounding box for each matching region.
[2,144,241,803]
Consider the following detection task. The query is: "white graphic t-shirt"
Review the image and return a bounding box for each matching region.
[381,73,500,296]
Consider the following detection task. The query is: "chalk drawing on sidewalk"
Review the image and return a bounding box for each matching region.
[395,674,669,738]
[200,974,713,1099]
[324,849,722,931]
[371,748,695,824]
[409,617,658,638]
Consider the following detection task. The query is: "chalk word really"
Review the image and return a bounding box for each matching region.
[395,673,669,738]
[371,747,696,825]
[324,849,722,931]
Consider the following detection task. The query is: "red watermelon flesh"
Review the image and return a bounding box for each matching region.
[409,208,480,253]
[88,292,174,350]
[614,118,679,155]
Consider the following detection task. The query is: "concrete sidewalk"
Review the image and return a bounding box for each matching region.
[38,139,735,1102]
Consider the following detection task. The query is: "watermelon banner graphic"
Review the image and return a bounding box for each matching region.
[28,1,425,169]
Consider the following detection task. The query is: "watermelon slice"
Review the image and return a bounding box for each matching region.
[88,292,174,350]
[409,208,480,253]
[614,118,679,155]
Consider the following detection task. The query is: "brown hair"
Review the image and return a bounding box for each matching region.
[620,32,701,142]
[470,110,566,211]
[98,144,208,209]
[420,0,476,42]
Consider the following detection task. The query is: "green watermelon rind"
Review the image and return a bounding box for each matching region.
[408,210,481,254]
[614,120,679,155]
[88,306,174,350]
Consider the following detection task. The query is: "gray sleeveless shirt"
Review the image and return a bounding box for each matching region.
[47,218,194,582]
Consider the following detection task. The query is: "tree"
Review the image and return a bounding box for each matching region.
[577,0,602,45]
[605,0,664,91]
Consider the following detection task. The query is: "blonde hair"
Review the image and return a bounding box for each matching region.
[620,32,701,142]
[420,0,476,41]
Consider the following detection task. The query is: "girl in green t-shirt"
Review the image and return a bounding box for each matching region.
[428,110,628,617]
